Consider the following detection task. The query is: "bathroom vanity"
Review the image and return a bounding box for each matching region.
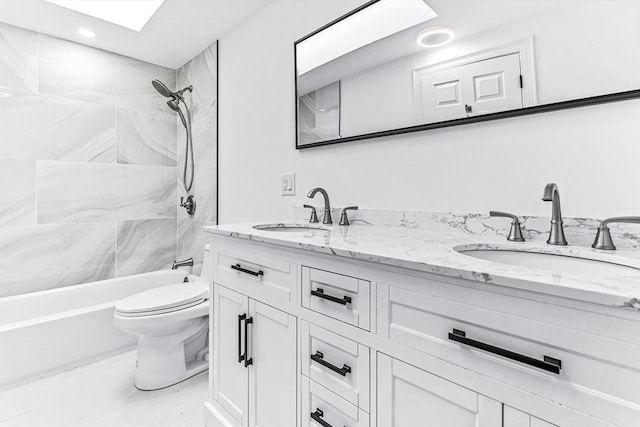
[202,220,640,427]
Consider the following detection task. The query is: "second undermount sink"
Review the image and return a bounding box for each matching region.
[253,223,328,233]
[456,248,640,278]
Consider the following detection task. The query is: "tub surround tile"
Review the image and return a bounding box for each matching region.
[0,159,36,227]
[177,43,217,135]
[178,219,214,262]
[0,92,115,162]
[116,108,177,166]
[37,161,177,224]
[38,35,176,113]
[0,223,116,297]
[0,23,38,93]
[116,219,176,277]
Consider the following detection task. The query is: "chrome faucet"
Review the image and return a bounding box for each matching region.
[303,204,319,223]
[489,211,525,242]
[172,258,193,270]
[592,216,640,250]
[542,183,567,245]
[307,187,332,224]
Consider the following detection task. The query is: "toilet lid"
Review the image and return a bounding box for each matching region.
[116,282,208,315]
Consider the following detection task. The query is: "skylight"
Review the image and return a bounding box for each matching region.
[45,0,165,32]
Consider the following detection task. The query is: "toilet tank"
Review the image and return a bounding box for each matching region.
[200,243,214,282]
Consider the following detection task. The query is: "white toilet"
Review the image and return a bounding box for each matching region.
[113,245,213,391]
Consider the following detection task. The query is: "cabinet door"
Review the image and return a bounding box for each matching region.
[377,353,502,427]
[504,406,558,427]
[213,285,249,426]
[248,300,297,427]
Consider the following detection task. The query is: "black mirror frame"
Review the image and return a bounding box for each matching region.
[294,0,640,150]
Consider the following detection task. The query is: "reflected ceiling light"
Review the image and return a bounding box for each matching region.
[297,0,438,75]
[416,26,455,48]
[0,92,11,98]
[45,0,164,31]
[76,28,96,38]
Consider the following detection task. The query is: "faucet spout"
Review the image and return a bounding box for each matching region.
[307,187,332,224]
[541,183,567,245]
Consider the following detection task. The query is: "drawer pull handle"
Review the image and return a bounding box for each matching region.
[448,329,562,374]
[231,263,264,277]
[311,288,352,305]
[310,408,345,427]
[311,351,351,376]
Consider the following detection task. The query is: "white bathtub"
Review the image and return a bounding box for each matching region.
[0,269,198,391]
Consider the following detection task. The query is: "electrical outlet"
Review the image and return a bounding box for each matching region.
[281,173,295,196]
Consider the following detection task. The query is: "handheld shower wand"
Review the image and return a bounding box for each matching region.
[152,79,195,196]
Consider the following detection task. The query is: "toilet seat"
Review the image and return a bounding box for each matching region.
[115,282,208,317]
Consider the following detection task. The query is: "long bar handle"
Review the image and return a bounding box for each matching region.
[244,316,253,367]
[311,288,352,305]
[448,329,561,374]
[238,314,246,363]
[231,263,264,277]
[310,351,351,376]
[310,409,334,427]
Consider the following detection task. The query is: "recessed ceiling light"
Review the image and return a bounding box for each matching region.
[77,28,96,38]
[45,0,164,32]
[416,26,455,48]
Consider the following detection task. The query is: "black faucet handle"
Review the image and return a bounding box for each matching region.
[303,204,319,223]
[489,211,525,242]
[339,206,359,226]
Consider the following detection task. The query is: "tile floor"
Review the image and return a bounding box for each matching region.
[0,351,208,427]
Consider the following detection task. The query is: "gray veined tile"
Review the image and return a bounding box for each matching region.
[38,34,176,113]
[0,23,38,93]
[0,92,115,162]
[178,219,213,263]
[0,222,116,297]
[0,159,36,227]
[178,42,217,136]
[37,161,177,224]
[117,108,177,166]
[116,218,177,277]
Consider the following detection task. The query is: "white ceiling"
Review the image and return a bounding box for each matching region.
[0,0,270,69]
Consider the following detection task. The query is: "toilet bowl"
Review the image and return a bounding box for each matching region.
[114,245,213,390]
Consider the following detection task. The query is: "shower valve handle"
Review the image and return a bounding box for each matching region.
[180,195,196,215]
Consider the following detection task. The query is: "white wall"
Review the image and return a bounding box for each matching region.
[218,0,640,224]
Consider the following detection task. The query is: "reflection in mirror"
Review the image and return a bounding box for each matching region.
[295,0,640,148]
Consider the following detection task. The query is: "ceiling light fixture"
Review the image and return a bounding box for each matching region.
[76,28,96,38]
[45,0,164,32]
[416,26,455,48]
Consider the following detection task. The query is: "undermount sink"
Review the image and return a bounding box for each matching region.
[456,248,640,278]
[253,223,328,233]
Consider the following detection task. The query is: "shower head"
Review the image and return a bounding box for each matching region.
[167,99,180,111]
[152,79,175,98]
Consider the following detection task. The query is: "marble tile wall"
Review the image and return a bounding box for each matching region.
[176,42,218,263]
[0,24,220,297]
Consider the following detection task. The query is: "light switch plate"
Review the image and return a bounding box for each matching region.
[281,173,295,196]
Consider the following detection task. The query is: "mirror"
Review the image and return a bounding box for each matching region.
[295,0,640,148]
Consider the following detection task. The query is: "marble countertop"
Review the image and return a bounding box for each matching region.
[203,222,640,310]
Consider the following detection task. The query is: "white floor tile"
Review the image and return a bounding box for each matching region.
[0,351,207,427]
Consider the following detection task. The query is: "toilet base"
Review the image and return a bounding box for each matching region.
[134,319,208,391]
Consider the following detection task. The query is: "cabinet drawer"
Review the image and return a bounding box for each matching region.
[377,283,640,409]
[213,239,296,304]
[302,267,370,330]
[301,376,369,427]
[301,321,370,411]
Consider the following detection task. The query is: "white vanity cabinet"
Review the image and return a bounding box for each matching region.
[212,280,296,427]
[205,234,640,427]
